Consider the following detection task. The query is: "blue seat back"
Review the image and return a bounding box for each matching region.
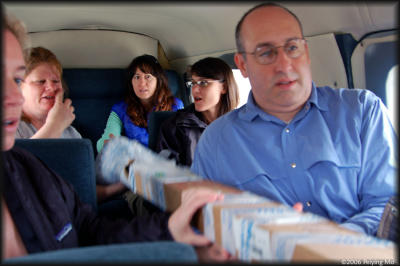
[14,138,97,211]
[63,69,125,155]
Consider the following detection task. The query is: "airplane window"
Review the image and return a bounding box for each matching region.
[364,40,396,106]
[232,69,251,108]
[385,65,398,132]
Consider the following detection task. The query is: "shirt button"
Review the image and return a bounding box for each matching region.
[305,105,309,110]
[291,163,296,168]
[285,128,290,133]
[306,201,312,207]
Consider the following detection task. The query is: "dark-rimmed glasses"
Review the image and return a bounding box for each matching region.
[238,38,307,65]
[186,79,224,89]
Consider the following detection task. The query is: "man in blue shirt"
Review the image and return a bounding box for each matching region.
[191,3,397,236]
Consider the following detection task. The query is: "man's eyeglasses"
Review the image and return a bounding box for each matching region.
[186,79,224,89]
[238,38,307,65]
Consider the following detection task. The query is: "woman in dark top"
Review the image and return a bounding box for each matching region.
[156,57,239,166]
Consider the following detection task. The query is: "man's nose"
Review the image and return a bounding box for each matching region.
[273,48,293,72]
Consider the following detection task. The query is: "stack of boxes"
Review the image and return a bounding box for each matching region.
[98,137,397,263]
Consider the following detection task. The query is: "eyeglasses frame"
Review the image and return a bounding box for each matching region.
[186,79,225,89]
[238,38,307,65]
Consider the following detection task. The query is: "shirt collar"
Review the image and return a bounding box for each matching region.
[238,91,273,122]
[309,82,329,112]
[239,81,328,122]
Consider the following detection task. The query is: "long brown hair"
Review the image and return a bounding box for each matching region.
[125,54,175,128]
[189,57,239,117]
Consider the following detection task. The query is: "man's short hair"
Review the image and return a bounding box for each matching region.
[235,2,304,54]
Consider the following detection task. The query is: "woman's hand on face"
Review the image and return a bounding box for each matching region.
[45,91,75,131]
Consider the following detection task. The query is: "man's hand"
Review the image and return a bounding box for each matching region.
[168,188,234,262]
[195,243,237,263]
[293,202,303,212]
[168,188,224,246]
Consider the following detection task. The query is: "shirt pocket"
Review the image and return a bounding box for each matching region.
[304,145,361,221]
[231,170,290,203]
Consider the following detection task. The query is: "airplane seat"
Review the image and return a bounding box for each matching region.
[14,138,98,211]
[377,196,398,241]
[165,69,186,103]
[147,111,176,151]
[63,68,126,156]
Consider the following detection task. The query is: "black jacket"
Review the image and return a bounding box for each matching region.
[3,147,173,254]
[156,104,207,166]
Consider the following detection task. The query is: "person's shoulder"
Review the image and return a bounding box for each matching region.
[177,103,195,115]
[64,126,82,139]
[160,111,179,129]
[4,146,39,163]
[16,120,35,139]
[112,100,126,108]
[111,100,128,115]
[317,86,379,106]
[204,108,240,134]
[162,105,195,128]
[173,97,183,104]
[172,97,184,110]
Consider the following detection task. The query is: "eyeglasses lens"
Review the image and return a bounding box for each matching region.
[255,39,305,64]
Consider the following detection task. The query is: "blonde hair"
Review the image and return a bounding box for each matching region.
[3,14,30,50]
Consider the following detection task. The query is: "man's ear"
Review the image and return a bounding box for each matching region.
[234,52,248,78]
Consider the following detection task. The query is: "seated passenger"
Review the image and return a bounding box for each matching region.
[2,15,232,262]
[96,55,184,215]
[15,46,126,203]
[191,3,397,236]
[155,57,239,166]
[16,46,80,139]
[96,54,184,152]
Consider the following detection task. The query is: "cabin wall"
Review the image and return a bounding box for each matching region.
[29,30,158,68]
[29,30,348,90]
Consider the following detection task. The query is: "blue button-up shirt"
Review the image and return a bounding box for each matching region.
[191,83,397,235]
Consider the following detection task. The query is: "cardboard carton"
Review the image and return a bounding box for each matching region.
[292,240,397,262]
[134,172,201,209]
[250,223,395,262]
[202,193,289,254]
[233,212,330,261]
